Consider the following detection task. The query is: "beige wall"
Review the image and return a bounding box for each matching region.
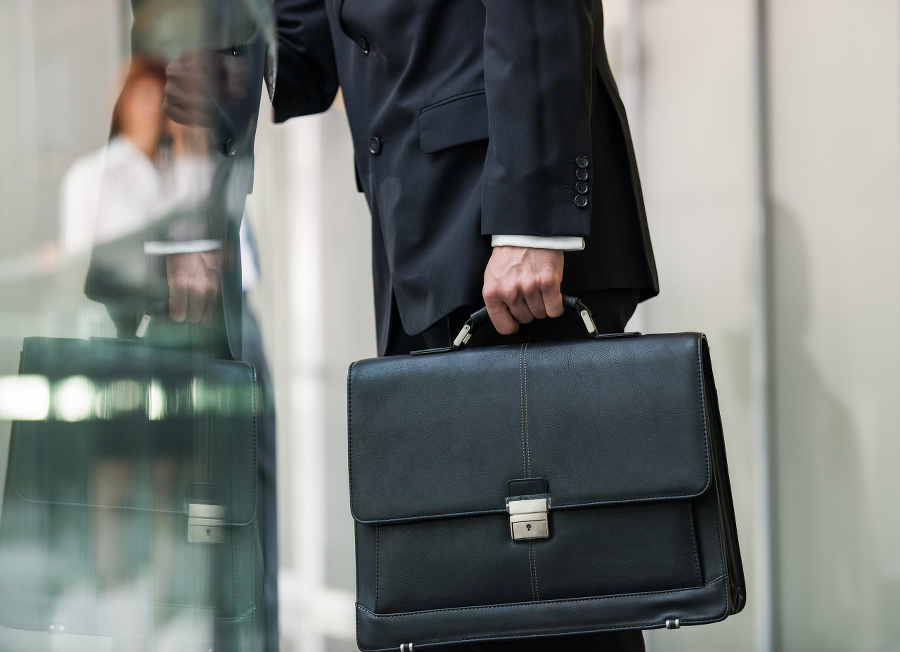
[614,1,765,650]
[768,2,900,650]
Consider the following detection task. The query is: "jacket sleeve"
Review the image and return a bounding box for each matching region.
[271,0,340,122]
[479,0,595,238]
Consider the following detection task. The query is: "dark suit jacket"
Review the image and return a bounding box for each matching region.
[272,0,658,355]
[86,0,273,361]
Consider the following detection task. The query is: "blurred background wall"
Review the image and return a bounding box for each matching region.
[0,1,898,650]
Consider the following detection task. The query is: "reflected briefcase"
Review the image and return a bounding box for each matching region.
[0,336,261,650]
[347,298,746,650]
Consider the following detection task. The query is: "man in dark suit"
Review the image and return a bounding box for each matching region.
[268,2,657,650]
[270,0,657,361]
[166,0,657,649]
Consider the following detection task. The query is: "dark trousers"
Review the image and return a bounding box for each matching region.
[383,289,645,652]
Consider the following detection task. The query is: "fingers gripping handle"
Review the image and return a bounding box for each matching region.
[451,294,598,350]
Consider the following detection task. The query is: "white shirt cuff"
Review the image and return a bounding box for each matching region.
[491,235,585,251]
[144,240,223,255]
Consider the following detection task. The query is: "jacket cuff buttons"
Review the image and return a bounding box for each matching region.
[574,155,589,207]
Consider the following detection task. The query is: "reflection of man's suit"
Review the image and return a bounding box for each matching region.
[272,1,657,649]
[176,8,281,650]
[273,0,658,356]
[86,2,279,650]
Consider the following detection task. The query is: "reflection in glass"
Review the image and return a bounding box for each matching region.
[0,1,273,650]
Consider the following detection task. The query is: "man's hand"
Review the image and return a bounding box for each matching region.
[164,48,252,127]
[483,246,565,335]
[166,251,223,327]
[164,49,217,127]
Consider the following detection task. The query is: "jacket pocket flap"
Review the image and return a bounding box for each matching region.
[419,91,488,154]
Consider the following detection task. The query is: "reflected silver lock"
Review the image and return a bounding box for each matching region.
[508,497,549,541]
[188,503,226,544]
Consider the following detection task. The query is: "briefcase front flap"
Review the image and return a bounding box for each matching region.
[348,333,715,525]
[10,337,257,526]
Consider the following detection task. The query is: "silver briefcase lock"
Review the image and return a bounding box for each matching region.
[187,503,226,544]
[508,496,549,541]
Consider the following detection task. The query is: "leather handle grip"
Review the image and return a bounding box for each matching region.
[451,294,597,350]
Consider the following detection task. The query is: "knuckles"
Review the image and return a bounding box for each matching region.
[537,273,559,292]
[547,304,565,318]
[516,280,535,297]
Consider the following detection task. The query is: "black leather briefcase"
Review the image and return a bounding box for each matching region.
[347,298,746,650]
[0,337,261,651]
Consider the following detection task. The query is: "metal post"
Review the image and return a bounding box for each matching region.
[753,1,778,651]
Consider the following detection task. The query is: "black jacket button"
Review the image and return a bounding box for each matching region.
[576,155,589,168]
[368,137,382,155]
[224,138,236,157]
[357,37,370,54]
[575,168,589,181]
[574,195,589,208]
[575,181,589,194]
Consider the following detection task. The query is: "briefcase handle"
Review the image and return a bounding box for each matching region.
[449,294,628,350]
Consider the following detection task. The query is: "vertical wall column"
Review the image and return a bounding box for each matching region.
[622,1,766,650]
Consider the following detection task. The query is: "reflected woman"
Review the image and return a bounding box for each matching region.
[60,58,169,257]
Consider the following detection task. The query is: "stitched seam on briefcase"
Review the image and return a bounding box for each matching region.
[528,542,534,600]
[358,595,732,650]
[519,344,527,478]
[356,573,728,617]
[226,359,237,612]
[694,336,713,498]
[520,344,537,600]
[524,343,531,475]
[205,358,211,483]
[519,344,542,601]
[375,524,380,612]
[686,501,702,586]
[10,347,28,501]
[697,336,732,614]
[531,541,540,600]
[203,525,210,601]
[214,603,257,622]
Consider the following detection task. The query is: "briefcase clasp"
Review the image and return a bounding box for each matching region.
[188,503,226,544]
[508,497,549,541]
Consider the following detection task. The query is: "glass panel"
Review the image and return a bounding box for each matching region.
[0,1,275,649]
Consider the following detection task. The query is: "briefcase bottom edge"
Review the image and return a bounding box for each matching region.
[356,573,732,651]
